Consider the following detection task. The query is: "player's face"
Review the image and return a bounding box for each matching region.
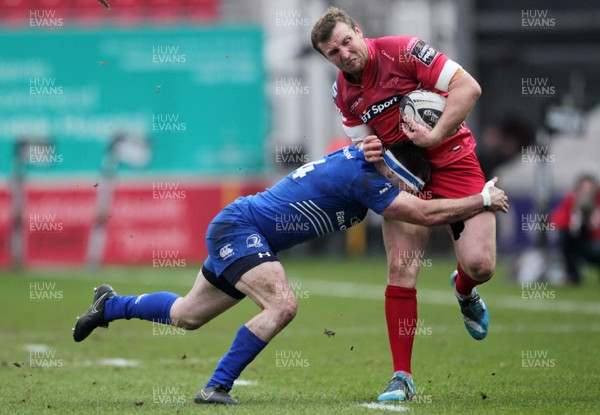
[318,22,368,75]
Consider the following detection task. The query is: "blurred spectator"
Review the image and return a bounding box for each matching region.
[477,116,534,179]
[550,174,600,285]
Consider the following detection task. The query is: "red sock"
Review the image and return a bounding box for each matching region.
[385,285,417,375]
[454,263,482,297]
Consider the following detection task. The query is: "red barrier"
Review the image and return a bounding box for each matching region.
[0,180,265,268]
[0,189,10,267]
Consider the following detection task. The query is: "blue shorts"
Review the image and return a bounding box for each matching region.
[203,204,278,298]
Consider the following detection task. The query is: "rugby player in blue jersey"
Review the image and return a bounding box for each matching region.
[73,142,508,405]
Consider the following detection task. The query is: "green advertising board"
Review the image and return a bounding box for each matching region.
[0,26,267,177]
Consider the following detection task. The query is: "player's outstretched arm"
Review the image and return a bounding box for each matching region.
[381,177,509,226]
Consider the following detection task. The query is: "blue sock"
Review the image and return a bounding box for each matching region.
[206,325,268,390]
[104,292,180,324]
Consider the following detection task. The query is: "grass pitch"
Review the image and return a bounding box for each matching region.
[1,256,599,414]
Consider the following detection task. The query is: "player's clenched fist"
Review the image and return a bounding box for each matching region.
[401,116,442,148]
[485,177,510,213]
[362,135,384,163]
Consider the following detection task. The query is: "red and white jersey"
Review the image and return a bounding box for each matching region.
[333,36,476,169]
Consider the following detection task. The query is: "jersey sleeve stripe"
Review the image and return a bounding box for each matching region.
[289,203,322,237]
[298,200,328,235]
[434,59,462,92]
[306,200,335,233]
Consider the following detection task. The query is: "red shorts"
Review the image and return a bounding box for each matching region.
[426,151,486,199]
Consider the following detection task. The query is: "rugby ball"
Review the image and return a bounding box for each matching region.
[400,90,456,134]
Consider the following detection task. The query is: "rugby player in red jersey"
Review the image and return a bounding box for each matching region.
[312,7,495,401]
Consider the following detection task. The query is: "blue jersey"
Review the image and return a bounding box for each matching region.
[231,146,399,252]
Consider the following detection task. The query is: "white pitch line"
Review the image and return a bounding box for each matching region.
[26,270,600,315]
[24,343,51,353]
[96,358,139,367]
[301,279,600,315]
[70,358,140,367]
[358,402,409,412]
[234,379,258,386]
[31,270,194,287]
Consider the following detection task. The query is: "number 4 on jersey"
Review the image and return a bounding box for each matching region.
[291,159,326,179]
